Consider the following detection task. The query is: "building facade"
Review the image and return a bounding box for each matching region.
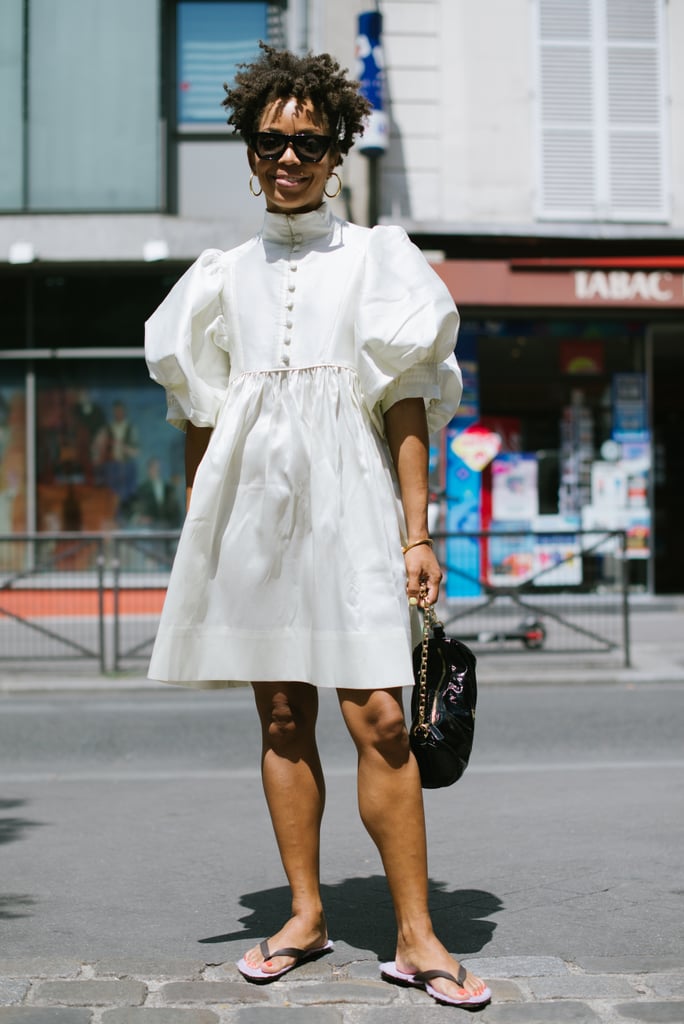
[1,0,682,592]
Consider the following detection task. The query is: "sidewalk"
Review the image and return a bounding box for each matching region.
[476,593,684,687]
[2,596,683,693]
[2,601,683,1023]
[1,951,683,1023]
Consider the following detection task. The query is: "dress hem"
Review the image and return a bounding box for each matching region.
[148,625,415,690]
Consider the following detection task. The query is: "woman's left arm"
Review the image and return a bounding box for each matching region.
[384,397,442,607]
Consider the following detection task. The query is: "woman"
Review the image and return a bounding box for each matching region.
[145,44,490,1009]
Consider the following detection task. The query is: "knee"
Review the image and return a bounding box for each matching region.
[364,705,410,765]
[268,696,297,740]
[262,692,315,755]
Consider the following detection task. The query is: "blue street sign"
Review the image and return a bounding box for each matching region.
[356,11,389,155]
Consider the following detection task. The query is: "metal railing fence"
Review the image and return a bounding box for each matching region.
[433,529,631,666]
[0,529,630,672]
[0,532,177,673]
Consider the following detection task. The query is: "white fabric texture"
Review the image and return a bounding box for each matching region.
[144,203,462,689]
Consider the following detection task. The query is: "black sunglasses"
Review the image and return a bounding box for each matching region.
[250,131,333,163]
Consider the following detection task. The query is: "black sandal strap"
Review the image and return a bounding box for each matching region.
[259,942,305,961]
[415,964,468,987]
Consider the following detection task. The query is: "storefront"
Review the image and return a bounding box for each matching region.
[0,266,186,569]
[432,257,684,595]
[1,258,682,595]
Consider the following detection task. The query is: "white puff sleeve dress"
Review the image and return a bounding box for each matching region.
[144,203,461,689]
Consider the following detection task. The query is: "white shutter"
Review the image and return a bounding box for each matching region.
[535,0,668,222]
[537,0,595,218]
[605,0,668,219]
[267,2,287,48]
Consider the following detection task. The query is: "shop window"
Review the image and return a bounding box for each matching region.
[175,1,286,133]
[474,318,645,518]
[35,362,184,536]
[179,1,265,130]
[0,0,23,210]
[0,369,26,544]
[0,0,161,212]
[534,0,669,221]
[169,1,286,211]
[446,319,651,591]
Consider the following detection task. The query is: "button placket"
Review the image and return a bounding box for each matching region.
[282,247,298,364]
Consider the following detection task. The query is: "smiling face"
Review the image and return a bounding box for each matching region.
[247,96,338,214]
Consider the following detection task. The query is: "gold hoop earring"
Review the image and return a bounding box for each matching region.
[324,172,342,199]
[249,173,263,197]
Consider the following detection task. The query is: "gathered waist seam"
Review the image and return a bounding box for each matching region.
[229,362,357,386]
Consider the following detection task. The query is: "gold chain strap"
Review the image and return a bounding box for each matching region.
[414,583,441,739]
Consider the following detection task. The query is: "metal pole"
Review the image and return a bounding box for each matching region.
[112,545,121,673]
[620,531,631,668]
[25,366,37,570]
[97,546,106,674]
[367,154,380,227]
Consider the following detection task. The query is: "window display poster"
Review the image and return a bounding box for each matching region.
[586,452,651,558]
[559,340,604,375]
[581,503,650,560]
[487,517,582,587]
[533,526,582,586]
[0,380,26,544]
[581,503,621,555]
[612,373,648,443]
[445,331,481,597]
[450,421,502,471]
[35,363,185,535]
[491,453,539,522]
[591,461,627,510]
[487,525,535,586]
[626,511,650,559]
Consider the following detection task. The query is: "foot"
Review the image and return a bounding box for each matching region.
[242,915,329,977]
[393,935,490,1005]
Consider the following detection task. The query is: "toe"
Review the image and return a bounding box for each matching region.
[435,968,488,1003]
[243,945,262,969]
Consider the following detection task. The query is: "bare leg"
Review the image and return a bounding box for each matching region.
[242,681,328,975]
[337,686,488,1003]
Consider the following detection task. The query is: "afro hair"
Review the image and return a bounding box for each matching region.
[223,42,371,162]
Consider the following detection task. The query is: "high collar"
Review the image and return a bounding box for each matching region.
[261,202,335,245]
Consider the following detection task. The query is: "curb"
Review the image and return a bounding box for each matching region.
[0,955,683,1023]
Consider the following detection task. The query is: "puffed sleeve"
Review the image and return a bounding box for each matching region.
[144,249,230,431]
[355,225,462,434]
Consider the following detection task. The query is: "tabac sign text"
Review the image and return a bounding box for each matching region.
[574,270,675,302]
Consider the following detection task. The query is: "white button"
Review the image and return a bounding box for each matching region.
[288,283,296,292]
[286,320,293,329]
[290,264,298,272]
[286,301,294,310]
[284,336,291,346]
[293,234,303,244]
[282,353,290,365]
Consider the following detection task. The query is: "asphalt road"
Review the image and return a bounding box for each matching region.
[1,681,683,966]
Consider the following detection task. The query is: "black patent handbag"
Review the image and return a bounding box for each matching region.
[410,602,478,789]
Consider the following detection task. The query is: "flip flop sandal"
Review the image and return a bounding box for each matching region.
[380,960,492,1007]
[237,938,334,982]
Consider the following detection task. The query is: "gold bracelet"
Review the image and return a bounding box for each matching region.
[401,538,434,554]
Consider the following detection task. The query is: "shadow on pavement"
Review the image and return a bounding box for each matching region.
[199,875,501,960]
[0,798,44,846]
[0,894,36,920]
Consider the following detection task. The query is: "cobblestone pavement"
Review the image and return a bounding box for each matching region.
[1,953,683,1023]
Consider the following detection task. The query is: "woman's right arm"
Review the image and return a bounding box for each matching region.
[184,423,213,511]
